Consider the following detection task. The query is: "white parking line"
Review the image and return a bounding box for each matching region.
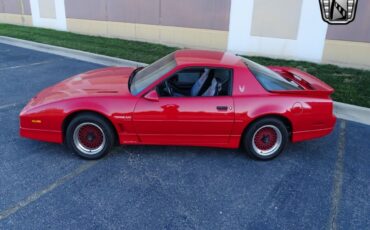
[0,103,17,110]
[0,161,98,221]
[328,120,346,230]
[0,61,51,71]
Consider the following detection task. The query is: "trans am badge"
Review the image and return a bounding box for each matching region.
[319,0,358,24]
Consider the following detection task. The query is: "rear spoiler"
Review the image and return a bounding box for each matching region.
[268,66,334,97]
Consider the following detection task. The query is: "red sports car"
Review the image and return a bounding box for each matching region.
[20,50,336,160]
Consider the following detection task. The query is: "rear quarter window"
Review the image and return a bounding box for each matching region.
[243,58,302,91]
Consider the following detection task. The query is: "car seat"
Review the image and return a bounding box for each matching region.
[202,78,219,96]
[174,68,210,97]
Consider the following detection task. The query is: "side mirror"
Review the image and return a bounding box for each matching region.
[143,89,159,102]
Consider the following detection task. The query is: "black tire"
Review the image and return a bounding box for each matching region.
[242,118,288,160]
[66,113,115,160]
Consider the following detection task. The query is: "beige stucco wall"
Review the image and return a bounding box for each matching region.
[67,18,229,50]
[323,40,370,69]
[64,0,231,31]
[0,13,32,26]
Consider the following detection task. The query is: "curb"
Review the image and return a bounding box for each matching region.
[334,102,370,126]
[1,36,369,126]
[0,36,147,67]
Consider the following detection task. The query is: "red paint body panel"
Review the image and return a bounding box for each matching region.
[20,50,336,150]
[20,128,62,143]
[133,96,234,145]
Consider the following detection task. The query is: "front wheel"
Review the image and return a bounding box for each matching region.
[66,113,115,160]
[243,118,289,160]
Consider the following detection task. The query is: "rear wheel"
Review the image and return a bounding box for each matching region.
[243,118,288,160]
[66,113,115,160]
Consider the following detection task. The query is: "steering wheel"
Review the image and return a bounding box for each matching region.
[165,80,173,96]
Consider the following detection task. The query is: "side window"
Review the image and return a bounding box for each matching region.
[213,69,233,96]
[243,58,302,91]
[177,70,201,84]
[157,68,233,97]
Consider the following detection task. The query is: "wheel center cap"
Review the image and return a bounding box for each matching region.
[87,133,95,142]
[262,135,270,144]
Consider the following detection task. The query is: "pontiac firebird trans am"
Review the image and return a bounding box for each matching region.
[20,50,336,160]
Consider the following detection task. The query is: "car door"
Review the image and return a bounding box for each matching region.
[133,95,235,146]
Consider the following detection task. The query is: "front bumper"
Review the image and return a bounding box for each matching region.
[20,127,63,143]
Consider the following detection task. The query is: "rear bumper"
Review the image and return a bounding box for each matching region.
[20,127,63,144]
[292,115,337,142]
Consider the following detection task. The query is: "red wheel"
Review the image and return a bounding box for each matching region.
[243,118,288,160]
[66,113,115,160]
[74,123,106,155]
[252,125,282,156]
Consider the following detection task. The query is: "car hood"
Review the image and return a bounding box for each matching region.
[30,67,136,106]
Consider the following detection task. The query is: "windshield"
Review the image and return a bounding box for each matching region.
[130,53,176,95]
[242,58,302,91]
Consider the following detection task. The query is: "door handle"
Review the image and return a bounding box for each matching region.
[216,106,229,111]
